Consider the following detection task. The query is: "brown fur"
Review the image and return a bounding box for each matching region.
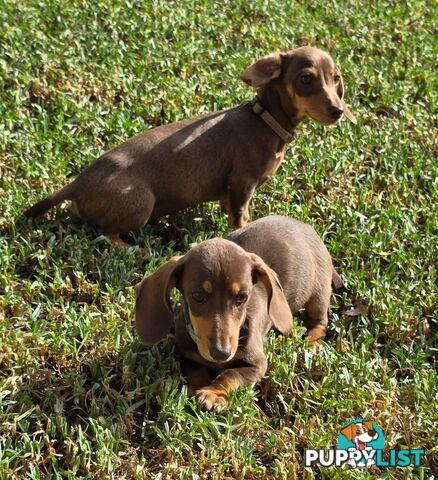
[202,281,213,294]
[24,47,355,239]
[135,215,347,410]
[135,236,291,410]
[228,215,337,349]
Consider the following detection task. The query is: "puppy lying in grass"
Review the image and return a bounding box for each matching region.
[25,47,355,243]
[135,215,360,411]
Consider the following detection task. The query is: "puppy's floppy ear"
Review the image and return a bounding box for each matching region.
[337,74,357,124]
[241,52,283,89]
[135,256,184,344]
[341,423,357,442]
[249,253,292,333]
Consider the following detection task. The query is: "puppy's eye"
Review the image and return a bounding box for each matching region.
[300,73,313,84]
[235,292,248,305]
[334,74,341,83]
[192,292,206,303]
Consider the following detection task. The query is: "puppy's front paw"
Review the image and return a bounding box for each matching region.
[196,386,228,411]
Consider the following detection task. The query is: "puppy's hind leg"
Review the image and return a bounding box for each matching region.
[303,294,330,350]
[101,188,156,250]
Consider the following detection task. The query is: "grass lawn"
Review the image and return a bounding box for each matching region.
[0,0,436,478]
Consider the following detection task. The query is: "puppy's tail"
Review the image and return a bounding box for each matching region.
[332,268,346,293]
[332,268,368,317]
[24,183,75,218]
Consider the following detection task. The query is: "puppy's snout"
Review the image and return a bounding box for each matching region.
[330,106,344,120]
[368,429,377,438]
[210,344,232,362]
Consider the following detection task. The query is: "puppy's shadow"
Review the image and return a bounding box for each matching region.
[6,338,187,462]
[14,201,226,253]
[127,205,227,251]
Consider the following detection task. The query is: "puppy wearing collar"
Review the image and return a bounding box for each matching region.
[135,216,346,410]
[25,47,355,243]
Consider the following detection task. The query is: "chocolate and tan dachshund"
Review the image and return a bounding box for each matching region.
[25,47,356,242]
[135,215,346,411]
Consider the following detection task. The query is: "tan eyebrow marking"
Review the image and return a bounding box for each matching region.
[231,282,241,296]
[202,280,213,294]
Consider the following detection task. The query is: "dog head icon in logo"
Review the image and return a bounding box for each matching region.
[305,419,423,469]
[338,419,384,468]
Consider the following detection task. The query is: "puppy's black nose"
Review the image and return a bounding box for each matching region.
[330,106,344,120]
[368,429,377,437]
[210,345,232,362]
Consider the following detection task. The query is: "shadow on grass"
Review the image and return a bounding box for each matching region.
[2,337,189,475]
[12,201,225,254]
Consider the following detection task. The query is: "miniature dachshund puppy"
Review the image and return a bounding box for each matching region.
[135,215,344,411]
[25,47,356,242]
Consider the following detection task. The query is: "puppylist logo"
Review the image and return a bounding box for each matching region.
[305,419,425,469]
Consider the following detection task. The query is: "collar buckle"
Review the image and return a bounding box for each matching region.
[251,96,294,143]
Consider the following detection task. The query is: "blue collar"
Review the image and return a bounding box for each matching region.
[183,307,198,343]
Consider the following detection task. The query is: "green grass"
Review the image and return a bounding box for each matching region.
[1,0,436,478]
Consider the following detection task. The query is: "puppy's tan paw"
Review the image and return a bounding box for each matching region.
[196,387,228,411]
[306,326,326,351]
